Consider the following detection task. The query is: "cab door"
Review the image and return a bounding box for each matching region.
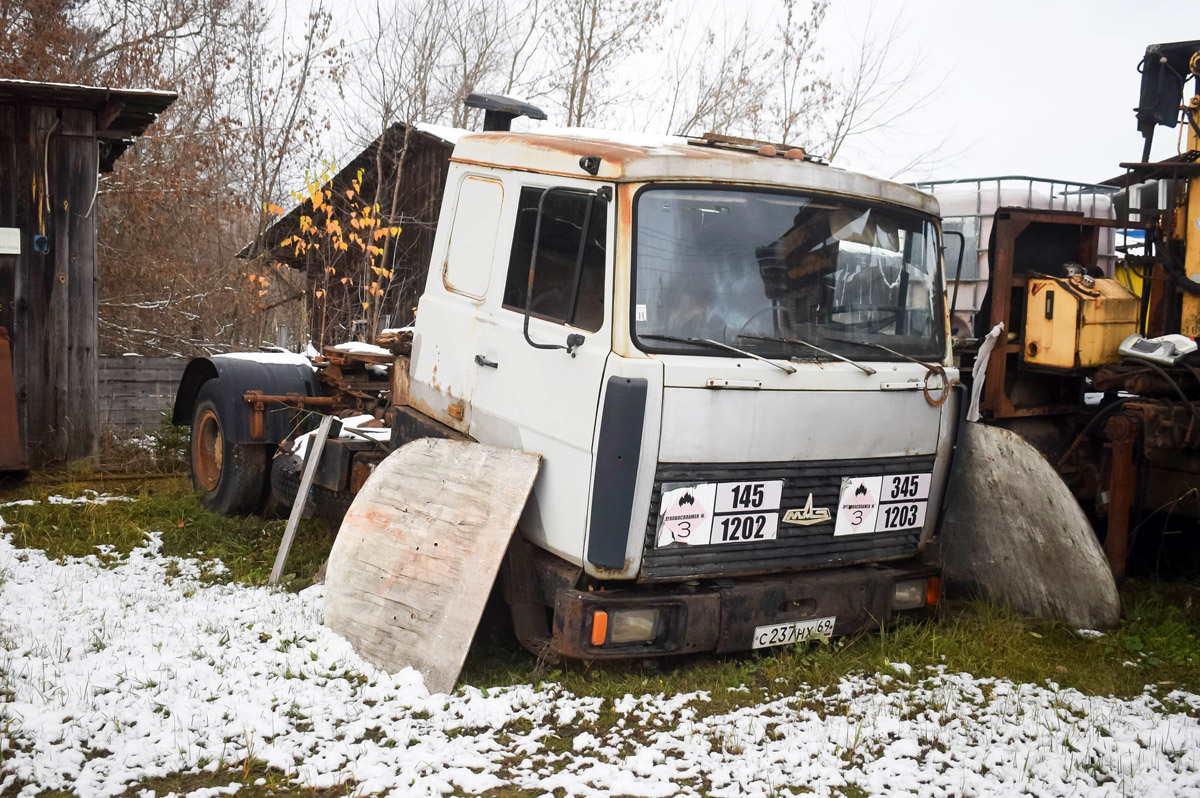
[468,177,614,564]
[409,171,506,431]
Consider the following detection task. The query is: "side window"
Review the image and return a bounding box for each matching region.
[502,186,607,332]
[444,176,504,298]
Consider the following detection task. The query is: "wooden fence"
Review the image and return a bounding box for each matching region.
[98,356,188,433]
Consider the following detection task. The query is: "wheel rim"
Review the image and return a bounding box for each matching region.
[194,409,223,491]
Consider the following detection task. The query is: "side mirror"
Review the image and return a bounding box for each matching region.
[523,185,610,357]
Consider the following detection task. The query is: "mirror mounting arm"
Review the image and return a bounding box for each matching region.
[523,185,612,355]
[942,230,967,330]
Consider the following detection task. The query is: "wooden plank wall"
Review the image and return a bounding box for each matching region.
[0,102,100,463]
[97,356,187,433]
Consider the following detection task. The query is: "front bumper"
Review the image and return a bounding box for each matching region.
[550,558,939,659]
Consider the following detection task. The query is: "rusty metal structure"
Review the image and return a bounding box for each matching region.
[958,41,1200,579]
[0,327,28,475]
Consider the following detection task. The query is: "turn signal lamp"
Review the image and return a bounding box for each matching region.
[590,610,609,646]
[925,576,941,607]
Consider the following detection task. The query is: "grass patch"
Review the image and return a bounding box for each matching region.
[0,474,333,588]
[105,759,354,797]
[96,412,191,475]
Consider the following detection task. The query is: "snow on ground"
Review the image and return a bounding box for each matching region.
[2,526,1199,797]
[1,491,135,509]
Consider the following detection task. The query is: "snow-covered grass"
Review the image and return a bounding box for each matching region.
[0,479,333,588]
[1,483,1199,797]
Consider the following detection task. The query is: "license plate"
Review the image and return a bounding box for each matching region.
[752,616,836,649]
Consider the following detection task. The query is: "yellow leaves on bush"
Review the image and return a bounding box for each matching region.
[282,163,404,324]
[244,273,270,298]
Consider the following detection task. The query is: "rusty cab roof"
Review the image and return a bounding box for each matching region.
[450,129,939,218]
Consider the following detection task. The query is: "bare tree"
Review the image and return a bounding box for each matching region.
[661,15,772,137]
[545,0,665,127]
[0,0,223,83]
[768,0,834,146]
[817,9,943,168]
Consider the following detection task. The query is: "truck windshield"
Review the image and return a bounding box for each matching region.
[632,186,945,361]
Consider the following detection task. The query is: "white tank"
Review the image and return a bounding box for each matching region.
[910,176,1118,336]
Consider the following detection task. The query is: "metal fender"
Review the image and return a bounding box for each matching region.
[940,421,1120,630]
[171,354,320,444]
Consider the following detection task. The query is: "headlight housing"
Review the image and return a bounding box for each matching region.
[893,576,940,611]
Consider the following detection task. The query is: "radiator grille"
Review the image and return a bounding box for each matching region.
[639,454,936,582]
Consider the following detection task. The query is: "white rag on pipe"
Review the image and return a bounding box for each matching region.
[967,322,1005,422]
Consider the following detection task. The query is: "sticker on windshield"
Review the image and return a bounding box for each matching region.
[834,476,882,536]
[657,483,716,546]
[636,304,648,322]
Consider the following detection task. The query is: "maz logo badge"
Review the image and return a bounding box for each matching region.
[781,494,832,526]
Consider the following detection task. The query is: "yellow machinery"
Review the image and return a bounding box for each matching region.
[1177,82,1200,334]
[1023,273,1140,369]
[963,41,1200,580]
[1137,44,1200,335]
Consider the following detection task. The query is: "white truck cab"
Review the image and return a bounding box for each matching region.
[406,129,957,657]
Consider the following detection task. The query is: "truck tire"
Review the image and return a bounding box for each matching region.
[270,451,356,523]
[190,378,269,516]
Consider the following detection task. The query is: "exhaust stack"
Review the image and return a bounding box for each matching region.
[463,93,547,131]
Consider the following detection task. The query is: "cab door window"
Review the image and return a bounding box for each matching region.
[443,175,504,298]
[502,186,607,332]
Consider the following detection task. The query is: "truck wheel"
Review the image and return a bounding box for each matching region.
[190,378,268,515]
[270,451,356,523]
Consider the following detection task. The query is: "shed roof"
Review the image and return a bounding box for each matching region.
[450,129,939,216]
[0,78,176,171]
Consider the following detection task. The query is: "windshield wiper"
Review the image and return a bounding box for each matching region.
[738,334,876,376]
[641,334,797,374]
[823,335,934,364]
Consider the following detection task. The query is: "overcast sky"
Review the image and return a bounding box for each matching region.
[820,0,1196,183]
[326,1,1195,186]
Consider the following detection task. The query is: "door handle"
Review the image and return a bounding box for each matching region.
[474,354,499,369]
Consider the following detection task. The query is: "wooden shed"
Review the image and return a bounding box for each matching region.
[0,80,175,465]
[245,122,458,344]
